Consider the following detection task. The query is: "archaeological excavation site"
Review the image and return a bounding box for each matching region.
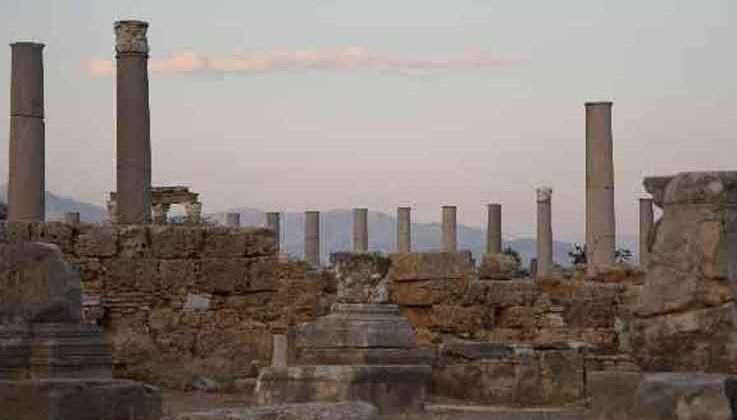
[2,18,737,420]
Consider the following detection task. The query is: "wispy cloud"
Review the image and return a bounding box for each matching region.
[88,48,522,77]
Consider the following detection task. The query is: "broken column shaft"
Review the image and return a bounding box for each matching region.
[353,208,368,252]
[115,20,151,224]
[537,187,553,278]
[8,42,45,222]
[305,211,320,266]
[226,212,240,227]
[585,101,616,275]
[639,198,654,268]
[266,212,281,253]
[397,207,412,252]
[486,203,502,254]
[442,205,458,252]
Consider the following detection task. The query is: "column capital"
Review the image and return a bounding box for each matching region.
[114,20,149,55]
[536,187,553,202]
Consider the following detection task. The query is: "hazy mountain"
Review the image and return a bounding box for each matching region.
[0,185,107,223]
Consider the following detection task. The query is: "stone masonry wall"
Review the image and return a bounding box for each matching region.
[1,222,335,390]
[1,222,637,398]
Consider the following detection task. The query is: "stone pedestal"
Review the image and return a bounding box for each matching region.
[536,187,553,279]
[397,207,411,253]
[352,208,368,252]
[305,211,320,266]
[115,20,151,224]
[486,203,502,255]
[8,42,45,222]
[441,205,457,252]
[256,253,431,413]
[585,102,616,275]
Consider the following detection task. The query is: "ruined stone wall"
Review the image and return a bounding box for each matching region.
[1,222,335,390]
[387,252,636,355]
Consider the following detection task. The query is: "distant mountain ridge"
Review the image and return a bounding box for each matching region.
[0,185,107,223]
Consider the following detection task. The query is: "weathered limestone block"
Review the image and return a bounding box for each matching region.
[388,252,473,281]
[202,227,276,258]
[30,222,76,254]
[167,401,377,420]
[478,253,520,280]
[256,365,429,414]
[432,340,586,406]
[117,225,151,258]
[75,226,117,257]
[331,252,391,304]
[631,172,737,372]
[0,241,81,323]
[150,225,203,258]
[0,379,161,420]
[391,277,468,306]
[591,372,737,420]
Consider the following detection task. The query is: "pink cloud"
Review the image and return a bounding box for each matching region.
[88,48,522,77]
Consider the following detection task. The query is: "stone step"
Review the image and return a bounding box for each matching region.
[384,404,588,420]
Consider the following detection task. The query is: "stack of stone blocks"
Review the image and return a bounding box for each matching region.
[0,228,161,420]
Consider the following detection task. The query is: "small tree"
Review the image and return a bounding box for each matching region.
[502,246,521,266]
[615,248,633,264]
[568,243,587,265]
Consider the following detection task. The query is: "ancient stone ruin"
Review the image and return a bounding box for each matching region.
[3,17,737,420]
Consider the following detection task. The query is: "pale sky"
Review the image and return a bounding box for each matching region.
[1,1,735,241]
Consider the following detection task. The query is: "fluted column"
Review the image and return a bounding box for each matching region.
[537,187,553,279]
[305,211,320,266]
[353,208,368,252]
[8,42,45,222]
[639,198,654,268]
[397,207,411,253]
[115,20,151,224]
[266,212,281,252]
[442,205,458,252]
[486,203,502,255]
[585,101,616,275]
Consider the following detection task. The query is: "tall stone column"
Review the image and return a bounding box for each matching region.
[585,101,616,275]
[397,207,411,253]
[266,212,281,252]
[305,211,320,266]
[442,205,458,252]
[536,187,553,279]
[486,203,502,255]
[8,42,45,222]
[115,20,151,224]
[226,212,240,227]
[64,212,80,225]
[353,208,368,252]
[639,198,654,268]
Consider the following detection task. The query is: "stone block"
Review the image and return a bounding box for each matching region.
[102,258,158,293]
[150,225,203,259]
[75,226,117,257]
[198,258,247,293]
[478,253,521,280]
[168,401,377,420]
[331,252,391,304]
[243,228,278,257]
[630,373,737,420]
[3,222,33,242]
[0,242,81,323]
[256,365,430,414]
[388,252,473,281]
[588,371,643,420]
[117,225,151,258]
[30,222,76,254]
[391,278,467,306]
[0,379,161,420]
[297,304,415,349]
